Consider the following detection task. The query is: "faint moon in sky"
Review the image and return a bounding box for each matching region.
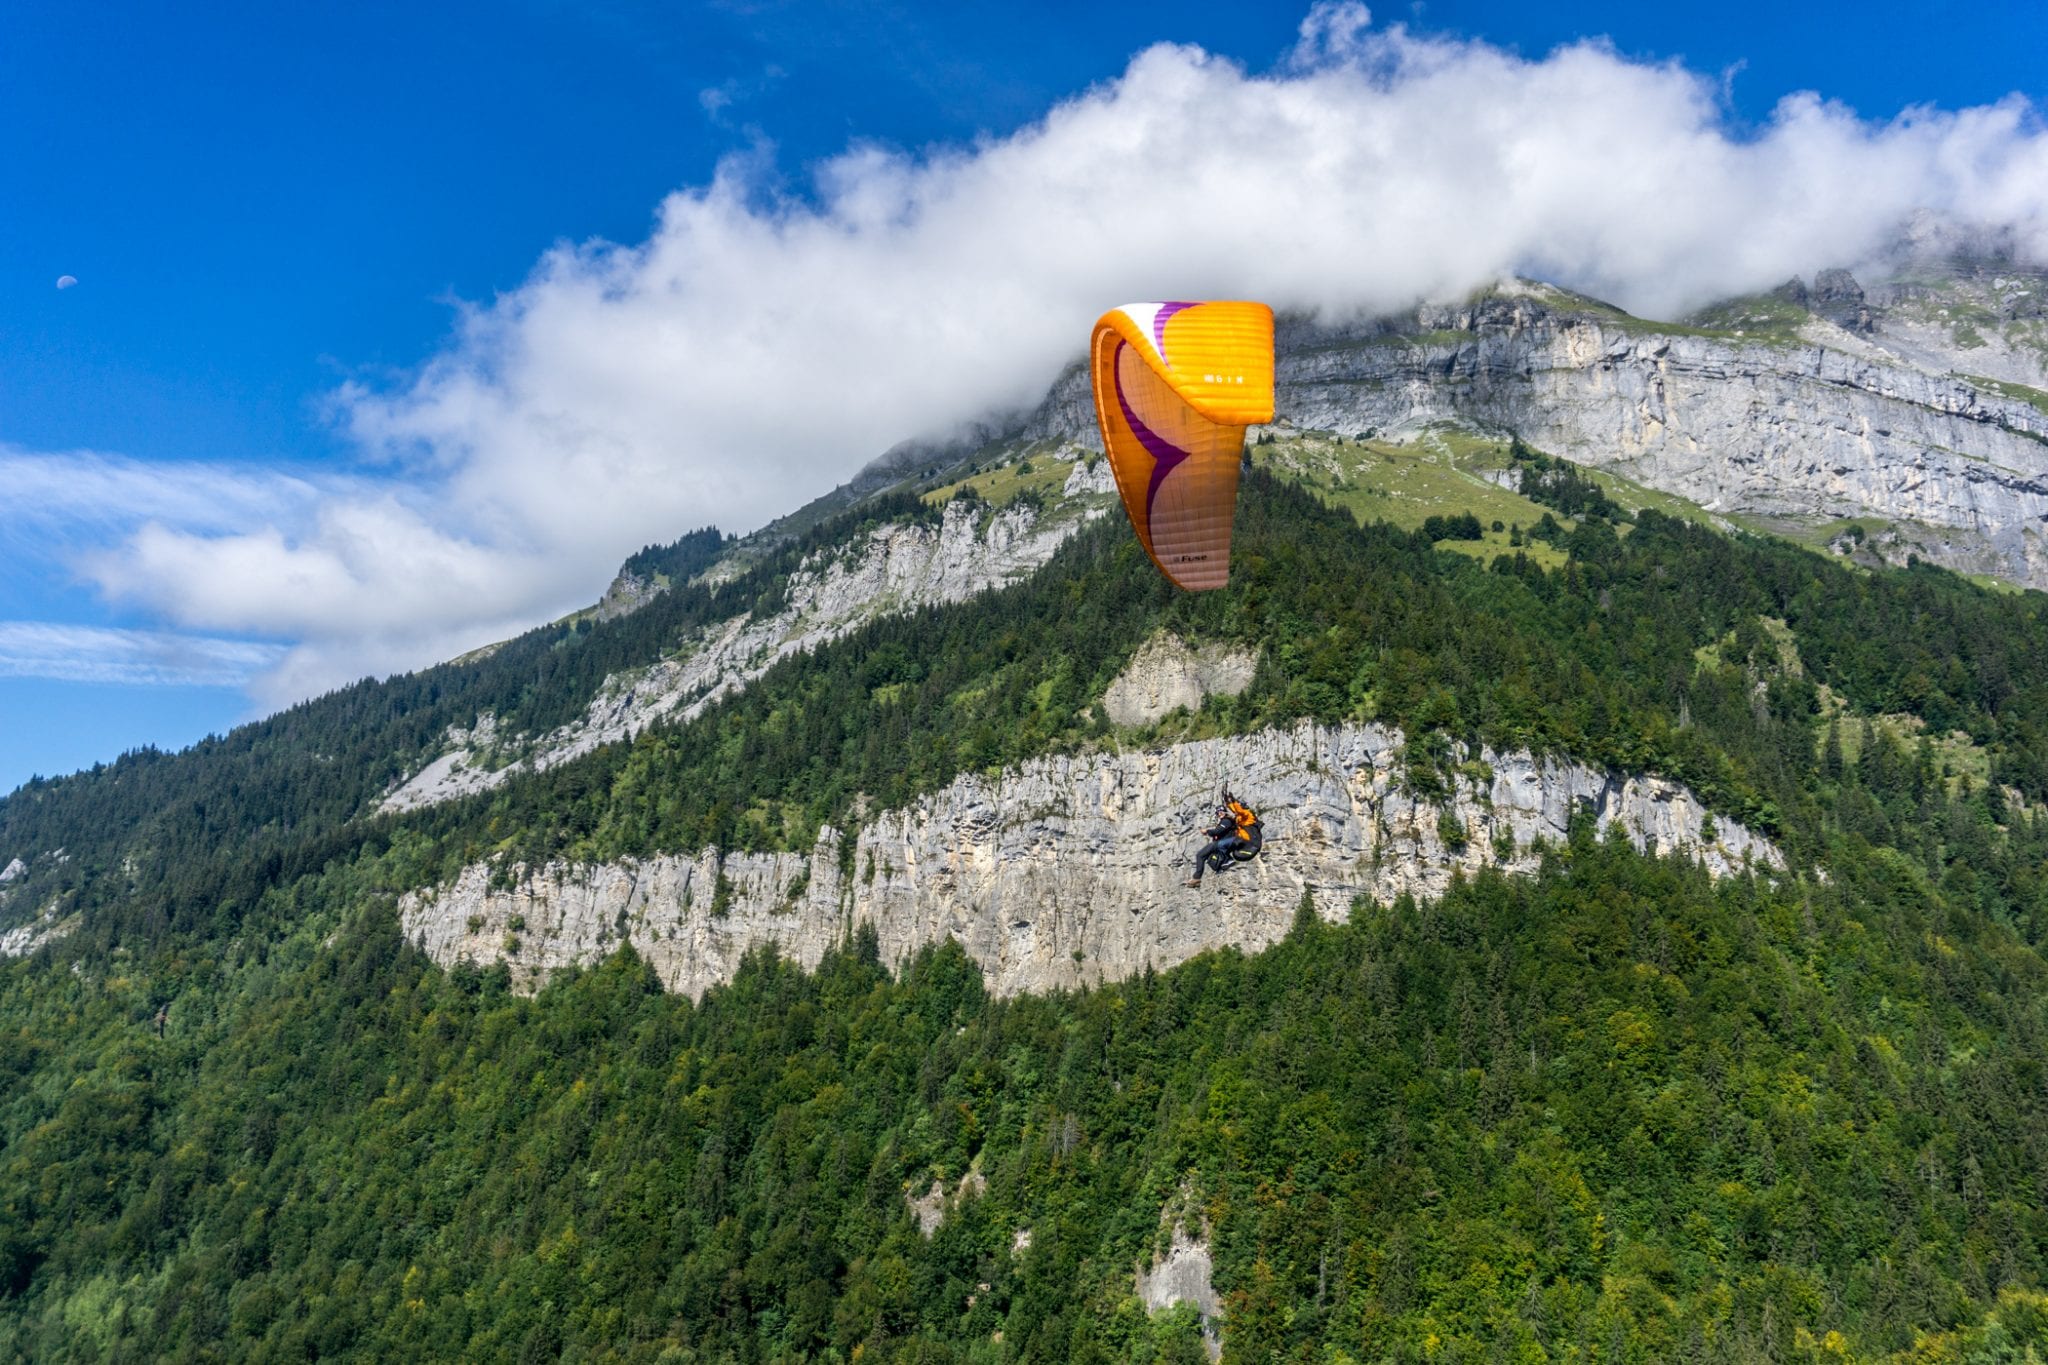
[56,275,78,289]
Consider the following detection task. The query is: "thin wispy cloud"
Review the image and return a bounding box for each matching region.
[0,446,331,546]
[0,622,284,688]
[24,3,2048,710]
[698,64,786,126]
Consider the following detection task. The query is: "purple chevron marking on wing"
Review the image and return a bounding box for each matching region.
[1113,341,1189,524]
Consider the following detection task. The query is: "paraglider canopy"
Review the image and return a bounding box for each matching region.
[1089,301,1275,591]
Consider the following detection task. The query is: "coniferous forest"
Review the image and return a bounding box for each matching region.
[3,468,2048,1360]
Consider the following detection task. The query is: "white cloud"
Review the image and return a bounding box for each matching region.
[48,4,2048,709]
[0,622,284,687]
[84,498,566,708]
[0,445,329,545]
[0,446,529,706]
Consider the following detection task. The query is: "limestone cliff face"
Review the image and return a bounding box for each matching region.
[0,857,71,957]
[399,721,1778,1000]
[1865,266,2048,392]
[382,491,1106,813]
[1280,300,2048,588]
[1100,632,1259,728]
[1134,1177,1222,1355]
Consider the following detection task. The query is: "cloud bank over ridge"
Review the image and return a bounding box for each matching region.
[51,4,2048,706]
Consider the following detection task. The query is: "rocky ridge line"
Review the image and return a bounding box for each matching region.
[382,470,1114,813]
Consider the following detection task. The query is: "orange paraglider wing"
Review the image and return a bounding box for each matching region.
[1089,301,1274,591]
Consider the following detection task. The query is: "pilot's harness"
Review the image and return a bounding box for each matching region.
[1179,789,1264,869]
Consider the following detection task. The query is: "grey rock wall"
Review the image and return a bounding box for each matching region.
[1137,1222,1221,1360]
[593,570,662,622]
[1100,633,1259,728]
[1283,309,2048,588]
[400,721,1778,1000]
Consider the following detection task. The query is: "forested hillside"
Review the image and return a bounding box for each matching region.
[4,838,2045,1360]
[3,454,2048,1359]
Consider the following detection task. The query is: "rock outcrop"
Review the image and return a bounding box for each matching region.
[1808,268,1875,334]
[1,901,69,958]
[383,491,1109,813]
[908,1168,987,1238]
[593,569,662,622]
[1061,456,1116,497]
[380,714,510,812]
[399,721,1778,1000]
[1101,633,1259,727]
[1868,263,2048,392]
[1137,1190,1222,1360]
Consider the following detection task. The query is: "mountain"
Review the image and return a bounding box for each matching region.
[4,274,2048,1360]
[1067,269,2048,590]
[791,259,2048,591]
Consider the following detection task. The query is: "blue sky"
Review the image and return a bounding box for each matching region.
[5,0,2047,795]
